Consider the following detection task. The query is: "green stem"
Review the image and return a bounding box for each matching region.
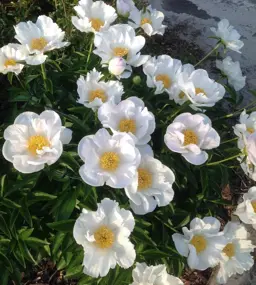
[86,39,94,69]
[195,42,221,68]
[41,63,47,90]
[206,153,241,166]
[220,137,238,145]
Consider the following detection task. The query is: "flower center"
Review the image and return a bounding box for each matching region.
[155,74,172,89]
[190,235,207,254]
[94,226,114,249]
[183,129,198,146]
[179,91,186,99]
[4,58,17,67]
[195,87,207,96]
[141,18,152,25]
[137,168,153,191]
[222,243,235,258]
[251,201,256,213]
[247,127,254,134]
[119,119,136,134]
[90,18,104,31]
[100,152,120,171]
[113,47,129,57]
[89,89,107,102]
[31,37,48,51]
[27,135,50,156]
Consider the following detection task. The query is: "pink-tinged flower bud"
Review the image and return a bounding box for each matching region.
[108,57,126,76]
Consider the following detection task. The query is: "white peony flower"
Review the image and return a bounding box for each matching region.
[14,15,69,65]
[72,0,117,33]
[164,113,220,165]
[73,198,136,278]
[238,155,256,182]
[76,68,123,111]
[117,0,136,17]
[2,111,72,173]
[172,63,195,106]
[108,57,127,76]
[210,19,244,53]
[93,24,150,78]
[216,56,246,91]
[130,262,184,285]
[0,44,28,75]
[128,5,166,37]
[143,55,182,95]
[234,187,256,229]
[177,69,226,111]
[172,217,226,270]
[78,128,141,188]
[234,110,256,141]
[246,132,256,167]
[216,222,255,284]
[98,96,155,145]
[125,155,175,215]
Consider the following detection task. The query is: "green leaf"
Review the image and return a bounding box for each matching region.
[0,215,11,238]
[25,237,50,247]
[0,175,7,197]
[139,249,170,259]
[19,228,34,240]
[0,267,9,285]
[32,191,57,201]
[19,198,33,227]
[1,198,21,209]
[56,189,77,220]
[47,219,75,232]
[0,251,13,273]
[65,264,83,278]
[52,232,66,257]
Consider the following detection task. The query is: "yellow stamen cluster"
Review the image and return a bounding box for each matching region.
[183,129,198,146]
[141,18,152,26]
[195,87,207,96]
[90,18,104,31]
[190,235,207,254]
[137,168,153,191]
[113,47,129,57]
[4,59,17,67]
[155,74,172,89]
[89,89,107,102]
[251,201,256,213]
[94,226,114,249]
[222,243,235,258]
[31,37,47,51]
[119,119,136,134]
[247,127,254,134]
[100,152,120,171]
[27,135,50,156]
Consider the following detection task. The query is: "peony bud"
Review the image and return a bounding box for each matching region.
[108,57,127,76]
[132,75,141,85]
[116,0,135,17]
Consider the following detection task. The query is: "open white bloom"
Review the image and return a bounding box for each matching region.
[234,110,256,141]
[164,113,220,165]
[73,198,136,278]
[130,263,183,285]
[117,0,136,17]
[77,69,123,111]
[172,63,194,106]
[93,24,150,78]
[143,55,182,95]
[216,57,246,91]
[238,155,256,182]
[217,222,255,284]
[177,69,225,111]
[98,97,155,145]
[129,5,166,37]
[172,217,226,270]
[2,111,72,173]
[210,19,244,53]
[0,44,28,75]
[14,15,69,65]
[72,0,117,33]
[235,187,256,229]
[137,144,154,157]
[125,155,175,215]
[78,128,140,188]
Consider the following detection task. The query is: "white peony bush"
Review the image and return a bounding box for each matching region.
[1,1,255,284]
